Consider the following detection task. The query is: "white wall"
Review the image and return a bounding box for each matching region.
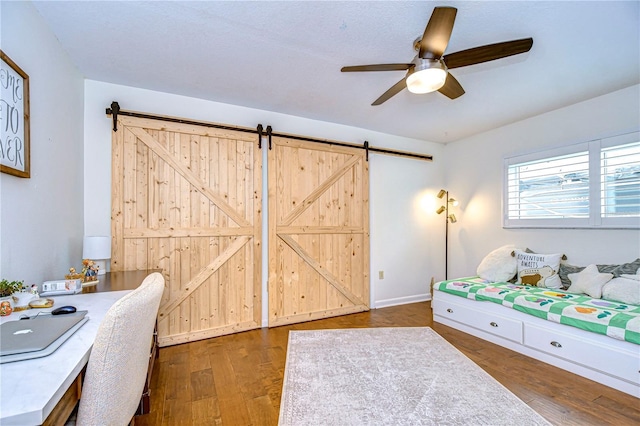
[83,80,444,314]
[0,2,84,284]
[370,153,445,307]
[444,85,640,279]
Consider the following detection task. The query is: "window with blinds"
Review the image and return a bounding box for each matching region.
[507,151,590,220]
[504,132,639,229]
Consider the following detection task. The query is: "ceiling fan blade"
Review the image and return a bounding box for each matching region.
[419,7,457,59]
[341,64,413,72]
[372,78,407,106]
[438,73,465,99]
[443,37,533,69]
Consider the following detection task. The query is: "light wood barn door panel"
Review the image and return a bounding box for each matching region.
[268,137,370,327]
[112,116,262,346]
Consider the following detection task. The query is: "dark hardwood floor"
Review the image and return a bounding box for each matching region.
[135,302,639,425]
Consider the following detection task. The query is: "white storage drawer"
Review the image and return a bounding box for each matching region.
[524,323,640,384]
[433,298,523,343]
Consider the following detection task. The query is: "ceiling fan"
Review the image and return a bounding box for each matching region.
[341,6,533,105]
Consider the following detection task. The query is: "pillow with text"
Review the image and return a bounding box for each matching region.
[514,250,562,289]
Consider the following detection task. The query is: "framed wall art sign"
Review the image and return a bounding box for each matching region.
[0,50,30,178]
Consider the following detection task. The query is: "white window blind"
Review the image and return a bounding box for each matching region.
[504,131,640,229]
[507,151,589,220]
[601,142,640,218]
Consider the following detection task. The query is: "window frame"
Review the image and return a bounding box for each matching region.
[503,131,639,229]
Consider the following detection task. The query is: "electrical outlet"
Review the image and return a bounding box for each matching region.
[379,271,384,279]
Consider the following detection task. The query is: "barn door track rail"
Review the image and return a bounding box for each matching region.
[106,102,433,162]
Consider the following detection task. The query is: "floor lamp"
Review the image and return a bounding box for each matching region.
[436,189,458,280]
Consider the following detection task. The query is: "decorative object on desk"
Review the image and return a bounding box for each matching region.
[0,50,30,178]
[29,298,54,309]
[0,279,23,297]
[11,290,38,311]
[40,279,83,297]
[0,279,24,314]
[65,267,84,280]
[0,301,12,316]
[436,189,458,280]
[81,259,100,282]
[82,236,111,276]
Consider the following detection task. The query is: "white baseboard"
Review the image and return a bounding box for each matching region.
[374,293,431,309]
[262,293,432,323]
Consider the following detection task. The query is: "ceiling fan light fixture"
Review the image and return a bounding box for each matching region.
[406,59,447,94]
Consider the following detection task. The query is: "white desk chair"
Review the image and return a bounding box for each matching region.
[76,272,165,426]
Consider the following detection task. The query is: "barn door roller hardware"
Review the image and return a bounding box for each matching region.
[266,125,273,150]
[106,101,120,131]
[257,124,264,148]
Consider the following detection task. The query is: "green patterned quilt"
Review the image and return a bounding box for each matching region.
[435,277,640,345]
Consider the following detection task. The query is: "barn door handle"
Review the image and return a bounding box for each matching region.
[490,322,498,327]
[550,341,562,348]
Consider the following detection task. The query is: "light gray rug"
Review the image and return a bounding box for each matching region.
[279,327,551,426]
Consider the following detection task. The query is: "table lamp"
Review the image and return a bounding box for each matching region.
[83,236,111,275]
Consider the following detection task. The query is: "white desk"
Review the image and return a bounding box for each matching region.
[0,291,130,425]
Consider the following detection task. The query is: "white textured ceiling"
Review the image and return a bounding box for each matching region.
[32,1,640,143]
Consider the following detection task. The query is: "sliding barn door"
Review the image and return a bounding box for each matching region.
[111,116,262,346]
[268,136,370,327]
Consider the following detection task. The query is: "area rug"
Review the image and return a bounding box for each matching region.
[278,327,551,425]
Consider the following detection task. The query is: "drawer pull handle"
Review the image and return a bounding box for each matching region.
[550,341,562,348]
[446,308,453,313]
[490,322,498,327]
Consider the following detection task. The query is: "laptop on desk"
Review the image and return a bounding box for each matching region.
[0,311,89,363]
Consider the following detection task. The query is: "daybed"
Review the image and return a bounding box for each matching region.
[431,252,640,398]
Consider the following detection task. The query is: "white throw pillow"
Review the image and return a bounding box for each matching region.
[514,250,562,289]
[477,245,522,282]
[620,267,640,281]
[621,274,640,281]
[602,277,640,305]
[567,264,613,299]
